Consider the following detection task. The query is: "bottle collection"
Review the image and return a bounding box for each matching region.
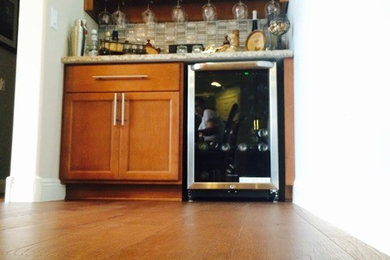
[70,0,290,56]
[71,24,149,56]
[98,31,147,55]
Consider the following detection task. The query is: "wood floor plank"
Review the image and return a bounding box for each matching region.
[0,201,127,230]
[6,223,164,259]
[0,200,388,259]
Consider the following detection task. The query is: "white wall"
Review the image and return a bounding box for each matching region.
[6,0,96,202]
[289,0,390,256]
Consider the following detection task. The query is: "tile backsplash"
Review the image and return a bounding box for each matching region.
[99,19,267,53]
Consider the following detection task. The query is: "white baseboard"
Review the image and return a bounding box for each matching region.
[5,176,65,202]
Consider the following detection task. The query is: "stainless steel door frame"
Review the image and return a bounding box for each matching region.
[187,61,279,191]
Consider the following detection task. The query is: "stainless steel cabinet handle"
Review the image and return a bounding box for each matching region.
[121,93,125,126]
[191,61,274,71]
[92,75,149,80]
[113,93,117,126]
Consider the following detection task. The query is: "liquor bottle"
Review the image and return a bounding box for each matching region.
[110,30,119,53]
[99,31,111,55]
[251,10,258,31]
[223,35,230,47]
[81,19,88,56]
[123,40,131,54]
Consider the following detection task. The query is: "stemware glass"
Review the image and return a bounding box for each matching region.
[202,0,217,21]
[265,0,281,20]
[112,0,126,27]
[142,1,157,24]
[232,0,248,20]
[98,0,112,25]
[172,0,187,23]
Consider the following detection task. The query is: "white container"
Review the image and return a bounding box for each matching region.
[88,29,99,56]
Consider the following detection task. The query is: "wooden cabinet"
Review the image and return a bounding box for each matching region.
[60,60,294,201]
[61,93,120,180]
[61,63,183,200]
[119,92,180,181]
[283,58,294,201]
[84,0,289,23]
[61,92,180,182]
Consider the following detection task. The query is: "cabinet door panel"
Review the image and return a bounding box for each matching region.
[61,93,120,180]
[119,92,180,181]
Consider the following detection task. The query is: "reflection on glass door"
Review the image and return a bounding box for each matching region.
[194,69,272,183]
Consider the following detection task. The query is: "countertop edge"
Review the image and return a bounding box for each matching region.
[61,50,294,64]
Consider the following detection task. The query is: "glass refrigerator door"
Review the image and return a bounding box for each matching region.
[188,61,279,189]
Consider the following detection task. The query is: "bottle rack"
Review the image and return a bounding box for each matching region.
[99,19,268,53]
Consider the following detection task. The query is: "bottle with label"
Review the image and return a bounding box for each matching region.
[81,19,88,56]
[99,31,111,55]
[113,31,123,53]
[109,30,123,54]
[109,30,118,53]
[88,29,99,56]
[123,40,131,54]
[251,10,258,31]
[232,29,239,48]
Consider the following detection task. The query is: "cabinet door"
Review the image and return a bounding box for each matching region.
[61,93,120,180]
[119,92,180,181]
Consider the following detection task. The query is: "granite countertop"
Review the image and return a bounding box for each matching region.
[61,50,293,64]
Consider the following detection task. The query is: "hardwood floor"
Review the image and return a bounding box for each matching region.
[0,200,388,259]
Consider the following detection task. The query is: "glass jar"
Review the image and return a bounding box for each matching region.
[176,45,188,53]
[267,14,290,49]
[192,45,203,53]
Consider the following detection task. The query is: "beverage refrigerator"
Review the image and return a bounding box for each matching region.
[186,61,284,201]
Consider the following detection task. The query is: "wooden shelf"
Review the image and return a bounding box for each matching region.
[85,0,289,23]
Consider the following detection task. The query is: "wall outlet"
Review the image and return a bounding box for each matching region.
[0,78,5,91]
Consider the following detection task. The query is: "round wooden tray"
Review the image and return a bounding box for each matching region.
[245,30,266,51]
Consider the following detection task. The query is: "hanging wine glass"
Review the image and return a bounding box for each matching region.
[202,0,217,21]
[112,0,126,27]
[98,0,112,25]
[232,0,248,20]
[172,0,187,23]
[265,0,281,20]
[142,0,157,24]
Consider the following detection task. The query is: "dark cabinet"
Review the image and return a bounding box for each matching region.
[84,0,289,23]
